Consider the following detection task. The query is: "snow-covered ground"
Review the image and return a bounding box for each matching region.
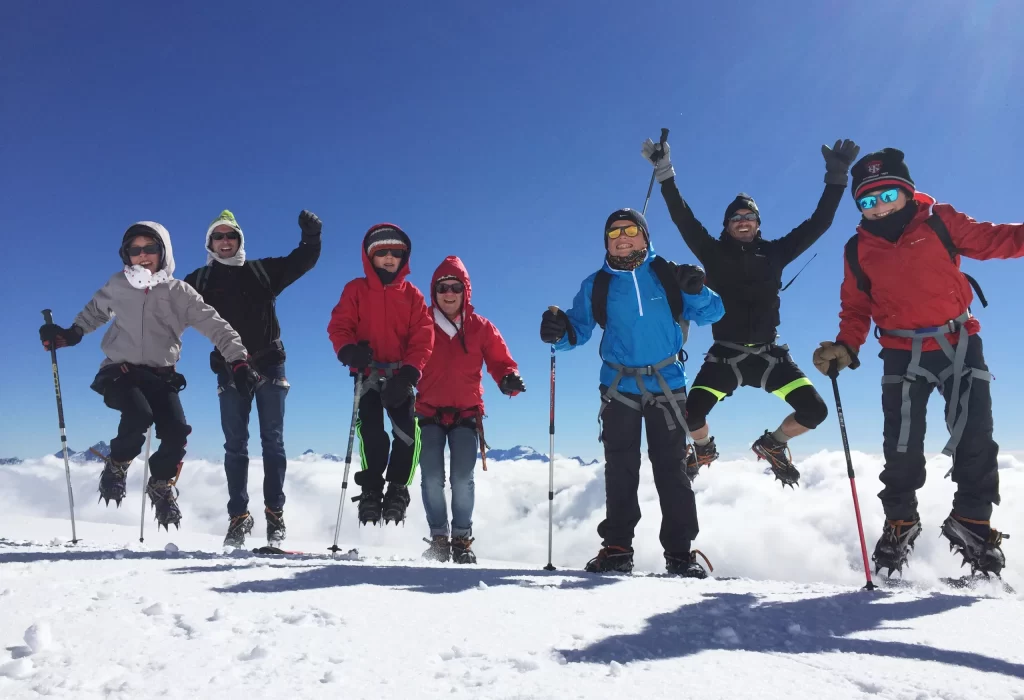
[2,449,1023,698]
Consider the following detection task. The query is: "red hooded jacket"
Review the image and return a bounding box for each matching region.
[327,224,434,373]
[837,193,1024,353]
[415,256,518,417]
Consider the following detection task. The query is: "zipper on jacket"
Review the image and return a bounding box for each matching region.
[630,270,644,317]
[141,288,148,365]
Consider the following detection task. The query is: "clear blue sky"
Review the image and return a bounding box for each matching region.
[3,1,1023,463]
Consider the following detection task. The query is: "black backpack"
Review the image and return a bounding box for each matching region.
[591,256,691,345]
[192,259,273,296]
[844,213,987,308]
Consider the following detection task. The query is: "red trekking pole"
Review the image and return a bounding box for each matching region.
[829,360,876,591]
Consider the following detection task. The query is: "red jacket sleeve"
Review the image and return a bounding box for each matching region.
[480,318,518,385]
[402,287,435,373]
[938,204,1024,261]
[327,280,362,355]
[836,252,873,355]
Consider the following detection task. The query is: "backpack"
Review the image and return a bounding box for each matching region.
[844,212,988,308]
[192,259,273,297]
[591,255,691,345]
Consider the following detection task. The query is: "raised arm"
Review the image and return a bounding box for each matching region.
[640,137,716,262]
[253,210,323,295]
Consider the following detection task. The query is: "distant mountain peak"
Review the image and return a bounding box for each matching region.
[486,445,598,467]
[300,449,343,462]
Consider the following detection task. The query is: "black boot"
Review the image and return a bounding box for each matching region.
[685,438,719,481]
[422,535,451,562]
[223,512,254,547]
[941,512,1009,577]
[751,430,800,487]
[354,488,383,526]
[584,545,634,573]
[147,478,182,531]
[665,550,712,578]
[382,484,411,525]
[872,517,921,578]
[451,536,477,565]
[266,507,286,545]
[98,457,132,507]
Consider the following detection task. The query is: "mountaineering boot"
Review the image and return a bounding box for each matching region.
[584,545,634,574]
[382,483,411,525]
[941,512,1009,577]
[422,535,451,562]
[685,438,719,481]
[751,430,800,487]
[354,488,383,526]
[665,550,713,579]
[98,457,132,506]
[266,507,286,544]
[872,517,921,578]
[223,512,254,547]
[147,478,182,531]
[451,536,477,565]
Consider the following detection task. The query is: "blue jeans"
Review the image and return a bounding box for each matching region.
[219,362,289,517]
[418,422,478,538]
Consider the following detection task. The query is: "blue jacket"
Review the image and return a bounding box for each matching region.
[554,246,724,395]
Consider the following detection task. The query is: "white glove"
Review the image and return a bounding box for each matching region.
[641,138,675,183]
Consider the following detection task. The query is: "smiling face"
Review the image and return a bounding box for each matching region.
[606,219,648,257]
[372,249,403,273]
[128,234,161,271]
[210,224,241,258]
[435,281,464,320]
[860,188,909,220]
[726,210,759,243]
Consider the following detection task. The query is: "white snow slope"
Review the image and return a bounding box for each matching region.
[2,450,1023,699]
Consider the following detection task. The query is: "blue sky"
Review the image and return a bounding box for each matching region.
[3,1,1023,463]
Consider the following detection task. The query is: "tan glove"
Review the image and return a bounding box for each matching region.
[812,341,853,376]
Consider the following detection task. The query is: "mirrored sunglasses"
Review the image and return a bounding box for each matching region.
[606,225,643,239]
[728,213,759,223]
[857,188,901,210]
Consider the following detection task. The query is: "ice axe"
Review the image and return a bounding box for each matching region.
[642,128,669,216]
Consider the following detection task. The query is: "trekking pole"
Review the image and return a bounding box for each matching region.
[829,360,876,591]
[138,426,152,543]
[330,373,364,559]
[41,309,79,545]
[641,128,669,216]
[544,308,559,571]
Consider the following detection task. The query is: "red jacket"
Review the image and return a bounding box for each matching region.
[838,193,1024,353]
[415,256,518,417]
[327,224,434,373]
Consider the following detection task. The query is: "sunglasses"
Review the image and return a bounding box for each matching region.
[436,282,464,294]
[126,244,161,257]
[373,248,406,259]
[210,231,240,241]
[728,213,759,223]
[857,188,901,210]
[606,225,643,239]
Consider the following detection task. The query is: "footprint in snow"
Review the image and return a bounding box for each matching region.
[320,671,337,684]
[207,609,224,622]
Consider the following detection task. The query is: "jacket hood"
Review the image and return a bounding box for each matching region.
[121,221,175,276]
[205,209,246,266]
[430,255,473,309]
[361,223,412,287]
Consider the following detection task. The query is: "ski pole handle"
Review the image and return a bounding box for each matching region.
[547,305,559,314]
[651,128,670,162]
[660,127,669,146]
[828,358,839,379]
[42,309,54,325]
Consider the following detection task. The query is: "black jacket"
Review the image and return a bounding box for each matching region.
[183,234,321,370]
[661,177,844,344]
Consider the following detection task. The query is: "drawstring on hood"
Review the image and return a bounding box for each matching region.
[120,221,175,290]
[205,209,246,267]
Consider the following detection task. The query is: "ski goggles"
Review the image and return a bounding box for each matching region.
[606,224,643,239]
[728,212,759,223]
[436,282,464,294]
[210,231,240,241]
[857,188,901,210]
[125,244,161,257]
[372,248,406,259]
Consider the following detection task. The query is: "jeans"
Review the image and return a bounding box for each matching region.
[219,362,289,517]
[418,422,478,538]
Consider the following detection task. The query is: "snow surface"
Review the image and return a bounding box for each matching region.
[2,450,1024,698]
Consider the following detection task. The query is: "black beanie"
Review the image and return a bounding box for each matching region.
[120,224,165,268]
[851,148,915,202]
[723,193,760,227]
[604,208,649,245]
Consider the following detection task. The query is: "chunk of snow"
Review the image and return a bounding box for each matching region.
[142,603,165,616]
[163,542,179,554]
[0,658,34,679]
[24,622,52,652]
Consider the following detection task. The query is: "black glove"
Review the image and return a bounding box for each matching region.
[540,308,569,344]
[231,360,261,398]
[499,373,526,396]
[338,341,373,370]
[821,139,861,186]
[381,365,419,409]
[673,264,706,295]
[39,323,83,350]
[299,210,322,238]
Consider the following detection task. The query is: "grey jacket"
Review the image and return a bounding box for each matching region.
[74,222,248,369]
